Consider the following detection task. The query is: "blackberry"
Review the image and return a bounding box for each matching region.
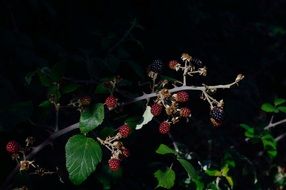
[149,59,163,73]
[210,106,224,127]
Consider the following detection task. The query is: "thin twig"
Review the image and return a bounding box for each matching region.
[275,132,286,142]
[1,123,79,190]
[168,133,180,154]
[108,18,137,53]
[264,118,286,130]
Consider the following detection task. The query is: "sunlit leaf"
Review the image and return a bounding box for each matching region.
[156,144,176,155]
[136,106,153,130]
[261,103,276,113]
[154,168,176,189]
[65,134,102,185]
[80,103,104,134]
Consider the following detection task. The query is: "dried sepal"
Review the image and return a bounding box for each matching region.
[181,53,192,62]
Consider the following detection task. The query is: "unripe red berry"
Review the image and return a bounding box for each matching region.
[6,140,20,154]
[169,60,180,70]
[151,103,163,116]
[180,107,191,118]
[118,124,131,138]
[159,121,170,134]
[105,96,117,110]
[173,91,189,102]
[108,158,121,171]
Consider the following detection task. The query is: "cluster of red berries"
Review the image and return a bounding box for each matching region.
[150,89,192,134]
[103,124,131,171]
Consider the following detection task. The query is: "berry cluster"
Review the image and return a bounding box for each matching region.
[97,124,131,171]
[150,89,192,134]
[68,96,92,111]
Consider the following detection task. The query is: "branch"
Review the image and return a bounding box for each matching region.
[1,123,79,190]
[2,74,242,189]
[121,76,241,106]
[264,118,286,130]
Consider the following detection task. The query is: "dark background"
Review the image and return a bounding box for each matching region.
[1,0,286,189]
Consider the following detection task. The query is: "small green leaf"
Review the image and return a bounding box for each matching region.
[154,168,176,189]
[95,83,110,94]
[156,144,176,155]
[274,98,286,106]
[278,106,286,113]
[261,133,277,158]
[221,165,229,176]
[177,158,204,190]
[65,134,102,185]
[205,169,222,177]
[125,117,142,129]
[261,103,276,113]
[240,124,255,138]
[225,176,234,188]
[61,83,80,94]
[38,100,52,108]
[136,106,153,130]
[80,103,104,134]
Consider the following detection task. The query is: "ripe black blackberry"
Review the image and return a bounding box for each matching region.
[210,106,224,127]
[149,59,163,73]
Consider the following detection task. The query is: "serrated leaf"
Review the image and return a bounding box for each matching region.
[65,134,102,185]
[177,158,204,190]
[154,168,176,189]
[136,106,153,130]
[80,103,104,134]
[274,98,286,106]
[278,106,286,113]
[156,144,176,155]
[61,83,80,94]
[261,103,276,113]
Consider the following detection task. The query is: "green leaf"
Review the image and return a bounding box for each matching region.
[240,124,255,138]
[278,106,286,113]
[38,100,52,108]
[221,165,229,176]
[136,106,153,130]
[65,134,102,185]
[261,133,277,158]
[156,144,176,155]
[261,103,276,113]
[154,168,176,189]
[274,98,286,106]
[205,169,222,177]
[177,158,204,190]
[95,83,110,94]
[61,83,80,94]
[125,117,142,129]
[80,103,104,134]
[225,176,234,188]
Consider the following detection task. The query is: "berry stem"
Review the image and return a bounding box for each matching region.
[168,133,180,154]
